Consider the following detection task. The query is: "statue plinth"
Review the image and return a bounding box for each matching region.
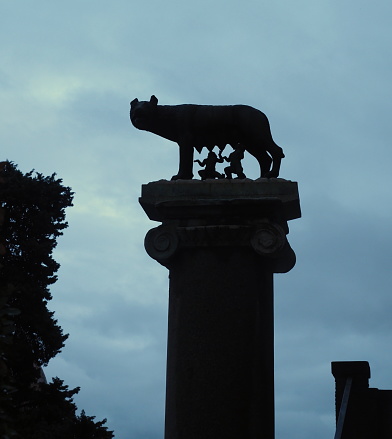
[140,179,301,439]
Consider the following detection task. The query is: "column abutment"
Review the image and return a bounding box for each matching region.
[140,178,301,439]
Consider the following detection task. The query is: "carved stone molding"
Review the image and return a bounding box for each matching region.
[144,225,179,261]
[140,179,300,271]
[145,220,289,265]
[250,223,286,256]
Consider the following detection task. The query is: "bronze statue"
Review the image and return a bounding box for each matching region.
[194,151,224,180]
[130,95,284,180]
[221,144,246,179]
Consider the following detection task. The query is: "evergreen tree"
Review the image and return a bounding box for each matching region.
[0,162,114,438]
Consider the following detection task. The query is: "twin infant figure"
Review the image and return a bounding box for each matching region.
[194,144,246,180]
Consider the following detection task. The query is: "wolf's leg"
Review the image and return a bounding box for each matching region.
[172,143,194,180]
[253,150,272,178]
[265,142,284,178]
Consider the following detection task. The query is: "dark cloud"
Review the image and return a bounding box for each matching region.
[2,0,392,437]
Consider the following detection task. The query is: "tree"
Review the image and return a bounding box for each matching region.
[14,377,113,439]
[0,162,114,438]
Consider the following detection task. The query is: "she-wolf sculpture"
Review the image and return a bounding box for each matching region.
[130,95,284,180]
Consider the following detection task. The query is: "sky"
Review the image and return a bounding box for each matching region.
[1,0,392,438]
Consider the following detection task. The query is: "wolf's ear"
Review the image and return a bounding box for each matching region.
[150,95,158,105]
[130,98,139,105]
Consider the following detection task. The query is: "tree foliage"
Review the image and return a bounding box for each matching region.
[13,377,113,439]
[0,162,114,438]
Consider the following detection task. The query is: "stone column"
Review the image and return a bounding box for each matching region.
[140,179,300,439]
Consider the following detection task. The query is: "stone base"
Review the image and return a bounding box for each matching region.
[140,178,301,223]
[139,178,301,439]
[140,179,300,273]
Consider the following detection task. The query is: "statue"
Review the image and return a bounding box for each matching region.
[194,151,224,180]
[221,144,246,179]
[130,95,284,180]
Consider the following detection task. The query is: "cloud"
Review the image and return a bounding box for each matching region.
[2,0,392,437]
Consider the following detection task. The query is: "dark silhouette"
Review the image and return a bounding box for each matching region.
[332,361,392,439]
[221,144,246,179]
[130,95,284,180]
[0,162,113,438]
[140,179,301,439]
[194,151,224,180]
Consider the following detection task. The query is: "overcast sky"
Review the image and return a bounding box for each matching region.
[1,1,392,438]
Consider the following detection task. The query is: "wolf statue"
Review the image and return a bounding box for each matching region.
[130,95,284,180]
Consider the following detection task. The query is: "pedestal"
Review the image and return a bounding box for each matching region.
[140,179,300,439]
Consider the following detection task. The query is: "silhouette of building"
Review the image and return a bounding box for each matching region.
[332,361,392,438]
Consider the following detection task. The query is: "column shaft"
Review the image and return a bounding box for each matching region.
[165,247,274,439]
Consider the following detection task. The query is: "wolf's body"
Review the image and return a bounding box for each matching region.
[130,95,284,180]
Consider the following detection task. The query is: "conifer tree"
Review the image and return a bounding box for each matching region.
[0,162,114,438]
